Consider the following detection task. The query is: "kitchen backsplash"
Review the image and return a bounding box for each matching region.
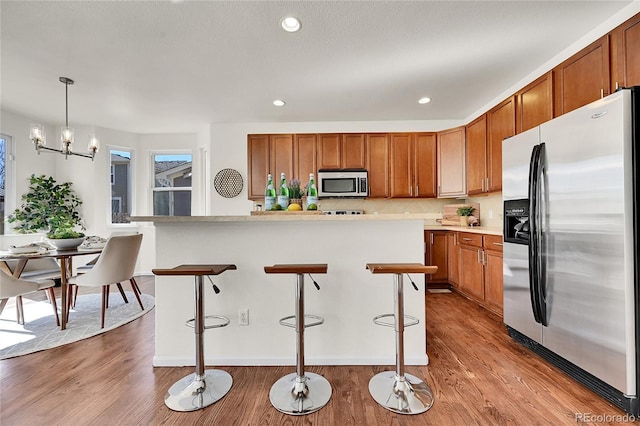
[310,192,503,229]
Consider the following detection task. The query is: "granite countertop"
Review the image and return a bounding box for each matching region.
[130,212,441,223]
[423,223,502,236]
[130,214,503,236]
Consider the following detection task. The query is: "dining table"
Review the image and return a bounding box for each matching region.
[0,246,103,330]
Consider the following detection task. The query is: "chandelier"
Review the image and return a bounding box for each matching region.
[30,77,99,160]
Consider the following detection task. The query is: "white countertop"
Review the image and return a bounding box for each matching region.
[130,212,440,223]
[130,214,502,236]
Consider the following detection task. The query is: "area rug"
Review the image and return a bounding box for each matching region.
[0,291,154,359]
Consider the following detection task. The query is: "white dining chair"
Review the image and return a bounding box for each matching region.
[67,234,143,328]
[0,269,60,326]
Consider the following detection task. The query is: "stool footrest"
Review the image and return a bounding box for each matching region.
[373,313,419,328]
[186,315,230,329]
[279,314,324,329]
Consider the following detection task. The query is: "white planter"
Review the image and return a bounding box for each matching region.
[47,237,85,250]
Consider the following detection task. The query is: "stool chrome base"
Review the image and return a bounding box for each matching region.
[368,371,434,415]
[269,372,332,415]
[165,369,233,412]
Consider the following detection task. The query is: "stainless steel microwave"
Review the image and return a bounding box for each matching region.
[317,169,368,198]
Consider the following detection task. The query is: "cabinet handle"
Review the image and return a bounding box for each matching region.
[492,242,503,246]
[430,233,434,245]
[409,185,412,196]
[615,81,619,90]
[481,178,485,192]
[462,237,473,241]
[486,177,489,192]
[477,249,483,264]
[601,88,604,98]
[454,233,458,245]
[416,186,419,197]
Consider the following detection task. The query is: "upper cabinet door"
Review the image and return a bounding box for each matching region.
[389,133,413,197]
[269,134,294,181]
[553,35,610,116]
[341,134,366,169]
[516,72,553,134]
[366,133,390,198]
[294,134,317,184]
[414,133,437,198]
[247,135,270,200]
[465,115,487,196]
[487,97,515,193]
[437,127,466,198]
[317,134,342,169]
[611,13,640,91]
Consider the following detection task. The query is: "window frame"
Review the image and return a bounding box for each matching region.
[1,133,15,235]
[107,146,136,228]
[151,150,193,217]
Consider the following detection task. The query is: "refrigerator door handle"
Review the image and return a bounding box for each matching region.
[528,144,543,324]
[536,143,548,327]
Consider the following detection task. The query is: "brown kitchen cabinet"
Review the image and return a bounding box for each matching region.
[486,96,515,193]
[294,134,317,185]
[366,133,390,198]
[317,133,366,170]
[553,35,610,116]
[516,72,554,134]
[447,232,460,288]
[611,13,640,91]
[483,234,504,315]
[457,233,484,301]
[425,230,448,286]
[465,115,487,196]
[247,134,294,200]
[455,232,504,317]
[437,127,466,198]
[390,133,437,198]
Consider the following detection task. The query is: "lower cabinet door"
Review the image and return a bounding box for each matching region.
[459,245,484,300]
[484,249,504,314]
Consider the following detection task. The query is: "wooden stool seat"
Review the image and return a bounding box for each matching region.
[264,264,327,274]
[152,264,237,276]
[366,263,438,275]
[151,263,236,412]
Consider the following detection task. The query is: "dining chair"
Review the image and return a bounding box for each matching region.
[0,269,60,326]
[71,232,140,308]
[67,234,143,328]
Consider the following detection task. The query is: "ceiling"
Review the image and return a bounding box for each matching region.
[1,1,636,134]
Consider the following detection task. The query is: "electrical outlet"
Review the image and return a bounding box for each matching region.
[239,308,249,326]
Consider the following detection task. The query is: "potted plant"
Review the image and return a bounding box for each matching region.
[8,174,86,249]
[456,205,476,227]
[288,178,303,208]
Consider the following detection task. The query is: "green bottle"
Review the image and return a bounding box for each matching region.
[264,174,276,210]
[277,172,289,209]
[306,173,318,210]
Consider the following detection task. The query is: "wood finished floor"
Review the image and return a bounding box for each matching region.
[0,276,636,425]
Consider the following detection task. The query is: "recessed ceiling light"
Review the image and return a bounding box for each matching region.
[281,16,301,32]
[418,97,432,104]
[273,99,286,107]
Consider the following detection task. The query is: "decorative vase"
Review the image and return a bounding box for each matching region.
[460,216,469,227]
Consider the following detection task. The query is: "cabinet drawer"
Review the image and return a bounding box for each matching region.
[484,235,504,253]
[458,232,483,248]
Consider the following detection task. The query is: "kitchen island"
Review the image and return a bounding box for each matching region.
[132,213,433,367]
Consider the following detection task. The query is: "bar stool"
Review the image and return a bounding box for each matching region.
[366,263,438,415]
[151,264,237,412]
[264,264,332,415]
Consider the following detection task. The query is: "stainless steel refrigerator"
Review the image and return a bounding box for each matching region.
[502,87,639,415]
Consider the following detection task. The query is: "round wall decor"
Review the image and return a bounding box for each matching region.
[214,168,244,198]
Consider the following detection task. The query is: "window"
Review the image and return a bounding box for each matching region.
[152,153,192,216]
[110,149,132,224]
[0,134,13,235]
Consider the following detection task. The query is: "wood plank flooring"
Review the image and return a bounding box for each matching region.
[0,276,635,425]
